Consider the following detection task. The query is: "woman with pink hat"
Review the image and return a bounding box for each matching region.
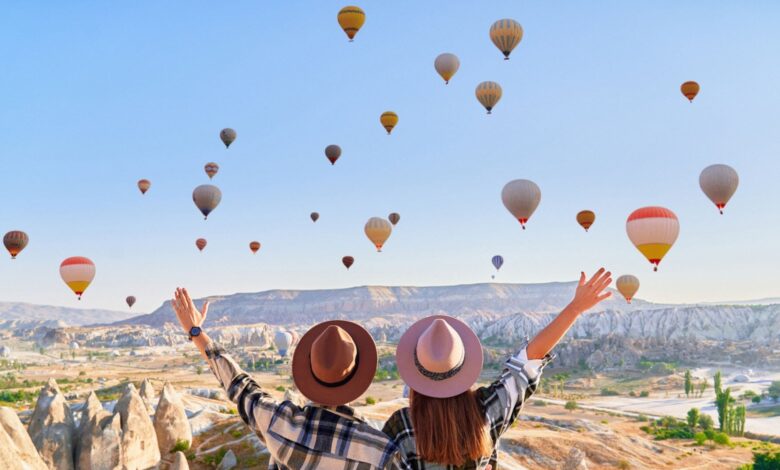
[384,268,613,469]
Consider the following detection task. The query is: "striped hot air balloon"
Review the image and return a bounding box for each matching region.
[60,257,96,300]
[476,81,502,114]
[126,296,136,308]
[3,231,29,259]
[342,256,354,270]
[576,210,596,232]
[365,217,392,252]
[490,19,523,60]
[380,111,398,135]
[388,213,400,226]
[699,164,739,214]
[680,81,700,102]
[491,255,504,271]
[626,207,679,271]
[204,162,219,180]
[616,275,640,304]
[337,6,365,41]
[196,238,207,252]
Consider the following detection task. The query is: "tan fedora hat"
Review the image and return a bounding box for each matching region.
[396,315,483,398]
[292,320,377,406]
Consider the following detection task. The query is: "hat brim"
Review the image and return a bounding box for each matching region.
[396,315,483,398]
[292,320,377,406]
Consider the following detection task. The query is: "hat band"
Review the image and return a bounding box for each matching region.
[310,353,360,388]
[413,348,465,381]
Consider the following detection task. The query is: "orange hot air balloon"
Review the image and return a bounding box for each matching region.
[342,256,354,270]
[310,212,320,223]
[126,296,136,308]
[380,111,398,135]
[3,231,29,259]
[196,238,207,252]
[616,275,640,304]
[204,162,219,179]
[680,81,699,102]
[137,179,151,195]
[576,210,596,232]
[388,213,400,226]
[249,241,261,254]
[626,207,679,271]
[60,257,96,300]
[325,145,341,165]
[337,6,365,41]
[365,217,392,252]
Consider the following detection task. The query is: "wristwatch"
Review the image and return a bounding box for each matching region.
[188,326,202,341]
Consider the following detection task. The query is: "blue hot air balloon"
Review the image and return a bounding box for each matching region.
[491,255,504,271]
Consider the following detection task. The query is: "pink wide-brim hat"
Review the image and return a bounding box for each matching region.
[396,315,483,398]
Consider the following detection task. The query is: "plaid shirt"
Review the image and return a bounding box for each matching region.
[382,347,551,470]
[205,342,410,470]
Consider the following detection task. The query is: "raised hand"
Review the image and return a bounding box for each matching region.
[172,287,209,333]
[569,267,612,313]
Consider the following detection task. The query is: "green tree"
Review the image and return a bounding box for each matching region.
[564,400,578,412]
[698,380,707,398]
[693,432,706,445]
[713,432,730,446]
[768,381,780,402]
[687,408,700,428]
[684,370,692,398]
[714,371,722,395]
[715,387,732,431]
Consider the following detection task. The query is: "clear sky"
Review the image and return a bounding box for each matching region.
[1,1,779,313]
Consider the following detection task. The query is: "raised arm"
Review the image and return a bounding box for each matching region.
[526,268,612,359]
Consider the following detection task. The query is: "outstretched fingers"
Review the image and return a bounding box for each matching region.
[586,268,606,287]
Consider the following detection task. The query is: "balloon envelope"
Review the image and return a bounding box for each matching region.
[137,179,151,195]
[196,238,207,251]
[616,275,640,303]
[576,210,596,232]
[342,256,354,270]
[192,185,222,219]
[310,212,320,222]
[490,19,523,59]
[380,111,398,134]
[249,241,261,254]
[699,164,738,214]
[4,231,29,259]
[337,6,365,41]
[626,207,679,271]
[388,212,400,225]
[365,217,392,252]
[220,128,236,148]
[126,296,136,308]
[501,179,541,229]
[491,255,504,271]
[204,162,219,179]
[60,257,95,300]
[325,145,342,165]
[680,81,700,102]
[274,330,293,356]
[434,53,460,84]
[475,81,502,114]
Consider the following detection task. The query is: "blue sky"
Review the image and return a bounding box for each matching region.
[1,1,779,312]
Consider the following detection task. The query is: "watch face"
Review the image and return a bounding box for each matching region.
[190,326,202,336]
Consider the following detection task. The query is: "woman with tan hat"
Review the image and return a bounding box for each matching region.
[171,288,410,470]
[383,268,613,469]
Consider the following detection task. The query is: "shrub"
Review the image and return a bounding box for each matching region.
[275,385,286,392]
[170,440,190,453]
[713,432,730,446]
[752,396,762,404]
[600,388,620,396]
[533,400,546,406]
[636,414,648,422]
[565,400,578,412]
[629,390,637,397]
[617,460,630,469]
[752,450,780,469]
[694,432,707,445]
[699,414,714,431]
[639,390,650,397]
[230,429,243,438]
[365,396,377,405]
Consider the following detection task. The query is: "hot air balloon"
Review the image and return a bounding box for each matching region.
[220,128,236,148]
[680,81,699,102]
[388,212,400,226]
[204,162,219,180]
[475,81,502,114]
[342,256,354,270]
[337,6,365,41]
[126,296,136,308]
[490,19,523,60]
[3,231,28,259]
[60,257,95,300]
[699,164,739,214]
[196,238,207,252]
[310,212,320,223]
[380,111,398,135]
[249,241,261,254]
[365,217,392,252]
[501,179,541,230]
[137,179,151,195]
[274,330,293,357]
[616,275,640,304]
[434,53,460,84]
[576,210,596,232]
[492,255,504,271]
[626,207,679,271]
[325,145,341,165]
[192,184,222,220]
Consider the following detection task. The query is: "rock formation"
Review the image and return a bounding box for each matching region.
[153,382,192,455]
[0,406,48,470]
[217,449,237,470]
[27,379,75,470]
[75,391,122,470]
[170,451,189,470]
[139,379,155,414]
[563,447,589,470]
[114,384,160,469]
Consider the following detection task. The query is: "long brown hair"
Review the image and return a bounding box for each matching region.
[409,389,492,466]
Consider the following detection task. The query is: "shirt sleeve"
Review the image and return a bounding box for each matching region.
[479,346,552,440]
[204,340,279,443]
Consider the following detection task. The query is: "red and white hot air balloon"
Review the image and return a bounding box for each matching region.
[626,207,679,271]
[60,257,96,300]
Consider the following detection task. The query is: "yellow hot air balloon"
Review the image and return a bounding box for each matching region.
[680,81,700,102]
[576,210,596,232]
[364,217,392,252]
[501,179,541,230]
[626,207,679,271]
[699,164,739,214]
[476,81,502,114]
[337,6,365,42]
[380,111,398,135]
[434,53,460,84]
[490,19,523,60]
[616,275,640,304]
[60,257,96,300]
